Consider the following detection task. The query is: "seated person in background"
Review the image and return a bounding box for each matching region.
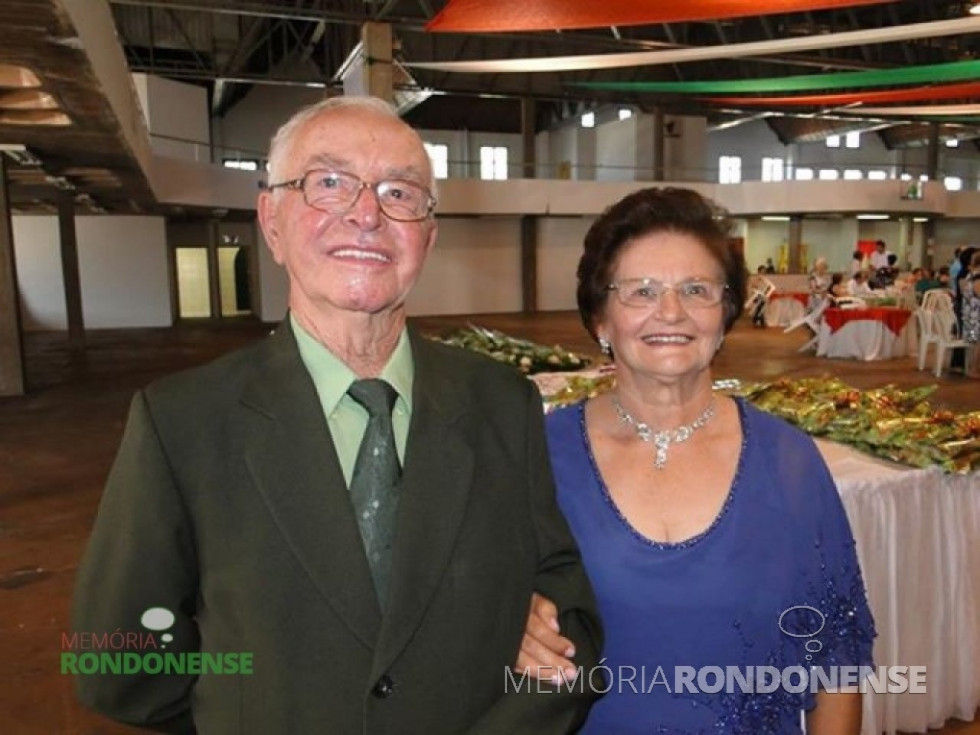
[915,268,942,296]
[765,257,777,274]
[828,272,848,302]
[849,250,864,276]
[869,240,892,270]
[747,266,772,327]
[807,257,832,310]
[847,270,873,296]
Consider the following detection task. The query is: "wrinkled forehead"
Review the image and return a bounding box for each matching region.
[290,108,431,182]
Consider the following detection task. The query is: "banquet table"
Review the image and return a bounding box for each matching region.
[765,292,808,328]
[817,440,980,735]
[816,307,914,361]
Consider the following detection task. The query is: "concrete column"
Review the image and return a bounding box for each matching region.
[207,221,221,319]
[520,216,537,313]
[652,108,665,182]
[521,98,536,179]
[57,190,85,353]
[0,155,25,396]
[926,122,940,181]
[787,216,804,274]
[360,22,394,103]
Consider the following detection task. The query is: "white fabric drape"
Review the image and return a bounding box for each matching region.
[816,319,913,361]
[818,440,980,735]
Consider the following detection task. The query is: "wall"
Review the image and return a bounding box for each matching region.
[406,218,523,315]
[12,217,66,330]
[596,116,644,181]
[13,215,170,331]
[538,217,594,310]
[708,120,787,182]
[212,84,325,162]
[133,74,211,161]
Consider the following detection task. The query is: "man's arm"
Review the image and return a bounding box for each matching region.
[72,392,199,734]
[466,386,603,735]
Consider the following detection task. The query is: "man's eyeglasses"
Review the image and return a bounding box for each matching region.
[606,278,728,309]
[264,169,436,222]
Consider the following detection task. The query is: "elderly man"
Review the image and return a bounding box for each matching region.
[73,96,601,734]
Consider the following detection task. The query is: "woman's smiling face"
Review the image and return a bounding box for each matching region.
[596,230,726,382]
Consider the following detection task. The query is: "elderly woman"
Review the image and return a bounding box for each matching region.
[520,188,874,734]
[808,257,832,310]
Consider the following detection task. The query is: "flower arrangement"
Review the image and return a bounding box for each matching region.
[430,325,592,374]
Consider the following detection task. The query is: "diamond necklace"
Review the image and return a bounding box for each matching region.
[612,395,716,470]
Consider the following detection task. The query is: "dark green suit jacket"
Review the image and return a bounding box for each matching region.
[73,322,601,734]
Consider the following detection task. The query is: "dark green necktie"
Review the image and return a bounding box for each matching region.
[347,379,401,610]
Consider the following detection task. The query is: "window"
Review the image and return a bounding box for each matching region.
[843,169,863,180]
[845,132,861,149]
[899,173,913,181]
[718,155,742,184]
[825,135,840,148]
[618,108,632,121]
[794,168,814,181]
[223,158,259,171]
[479,146,508,180]
[944,176,963,191]
[581,111,595,128]
[945,139,959,148]
[867,170,888,181]
[761,157,784,182]
[818,169,839,180]
[424,142,449,180]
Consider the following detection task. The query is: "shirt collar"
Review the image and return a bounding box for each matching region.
[290,313,414,414]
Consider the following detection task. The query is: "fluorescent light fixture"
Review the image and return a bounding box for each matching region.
[913,217,929,223]
[856,214,889,220]
[618,108,632,121]
[761,215,791,221]
[581,111,595,128]
[0,143,42,166]
[945,138,960,147]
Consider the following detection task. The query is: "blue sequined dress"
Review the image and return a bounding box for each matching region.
[546,399,875,735]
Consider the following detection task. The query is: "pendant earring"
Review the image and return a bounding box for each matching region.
[598,337,612,357]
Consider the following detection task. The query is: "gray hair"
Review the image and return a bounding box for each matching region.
[265,95,436,198]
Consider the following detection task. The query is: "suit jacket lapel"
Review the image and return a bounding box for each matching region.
[373,331,475,676]
[239,322,382,649]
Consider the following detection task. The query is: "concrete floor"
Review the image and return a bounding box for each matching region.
[0,313,976,734]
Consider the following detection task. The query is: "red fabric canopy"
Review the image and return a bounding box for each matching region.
[426,0,894,33]
[703,81,980,107]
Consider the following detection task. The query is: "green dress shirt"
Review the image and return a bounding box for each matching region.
[291,314,413,485]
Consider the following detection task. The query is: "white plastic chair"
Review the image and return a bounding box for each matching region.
[928,309,969,377]
[784,299,830,352]
[914,308,940,372]
[921,289,954,315]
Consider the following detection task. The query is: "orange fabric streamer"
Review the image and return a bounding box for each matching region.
[426,0,895,33]
[704,81,980,107]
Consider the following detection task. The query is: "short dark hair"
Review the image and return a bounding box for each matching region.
[576,187,746,340]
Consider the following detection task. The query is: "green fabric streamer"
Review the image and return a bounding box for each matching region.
[572,59,980,94]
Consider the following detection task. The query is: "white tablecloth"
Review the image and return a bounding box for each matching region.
[818,440,980,735]
[816,318,913,361]
[765,296,806,328]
